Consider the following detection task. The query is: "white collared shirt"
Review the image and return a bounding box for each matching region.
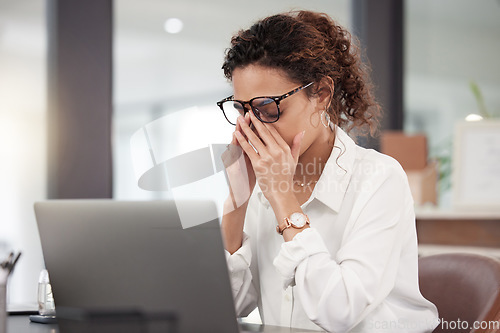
[225,127,439,333]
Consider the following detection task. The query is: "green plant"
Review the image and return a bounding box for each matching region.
[469,80,492,118]
[431,137,453,194]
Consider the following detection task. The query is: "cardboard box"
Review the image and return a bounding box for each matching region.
[406,162,438,206]
[381,131,427,171]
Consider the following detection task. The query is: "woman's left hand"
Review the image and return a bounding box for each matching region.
[234,112,305,206]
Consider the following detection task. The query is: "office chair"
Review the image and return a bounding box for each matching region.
[418,253,500,333]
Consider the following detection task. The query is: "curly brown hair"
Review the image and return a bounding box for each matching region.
[222,10,381,136]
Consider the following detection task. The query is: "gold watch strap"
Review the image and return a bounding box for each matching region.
[276,215,310,235]
[276,218,292,235]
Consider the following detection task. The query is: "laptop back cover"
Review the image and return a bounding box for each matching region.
[34,200,239,333]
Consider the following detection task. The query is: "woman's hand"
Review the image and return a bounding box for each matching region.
[234,112,305,206]
[221,114,257,253]
[221,114,256,214]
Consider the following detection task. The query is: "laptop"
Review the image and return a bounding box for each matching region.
[34,200,249,333]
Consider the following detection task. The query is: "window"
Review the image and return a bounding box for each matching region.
[0,0,46,305]
[113,0,352,201]
[404,0,500,205]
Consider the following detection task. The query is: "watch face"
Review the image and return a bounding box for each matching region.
[290,212,307,228]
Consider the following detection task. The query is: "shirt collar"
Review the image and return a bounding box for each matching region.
[313,126,356,212]
[256,126,356,212]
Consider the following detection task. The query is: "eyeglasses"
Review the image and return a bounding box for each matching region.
[217,82,313,125]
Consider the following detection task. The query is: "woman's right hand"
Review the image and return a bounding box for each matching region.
[221,114,256,254]
[222,113,256,215]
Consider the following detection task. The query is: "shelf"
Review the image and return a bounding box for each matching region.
[419,244,500,259]
[415,206,500,220]
[415,206,500,248]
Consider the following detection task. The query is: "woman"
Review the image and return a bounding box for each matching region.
[218,11,439,333]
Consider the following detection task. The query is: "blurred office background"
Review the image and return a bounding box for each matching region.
[1,0,499,306]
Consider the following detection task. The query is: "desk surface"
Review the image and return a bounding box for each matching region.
[415,206,500,219]
[8,315,58,333]
[8,315,319,333]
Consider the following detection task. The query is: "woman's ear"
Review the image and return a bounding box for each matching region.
[316,77,334,110]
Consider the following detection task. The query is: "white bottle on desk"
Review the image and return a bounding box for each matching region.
[37,269,56,316]
[0,271,6,333]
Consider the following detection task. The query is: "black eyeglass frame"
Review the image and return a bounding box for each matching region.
[217,82,314,125]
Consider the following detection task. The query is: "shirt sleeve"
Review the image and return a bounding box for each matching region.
[225,232,258,317]
[273,163,413,333]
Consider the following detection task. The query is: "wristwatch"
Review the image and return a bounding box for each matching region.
[276,212,310,235]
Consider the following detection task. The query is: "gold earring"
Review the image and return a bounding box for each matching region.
[321,109,334,131]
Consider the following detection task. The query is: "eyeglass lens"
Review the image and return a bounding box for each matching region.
[221,98,278,125]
